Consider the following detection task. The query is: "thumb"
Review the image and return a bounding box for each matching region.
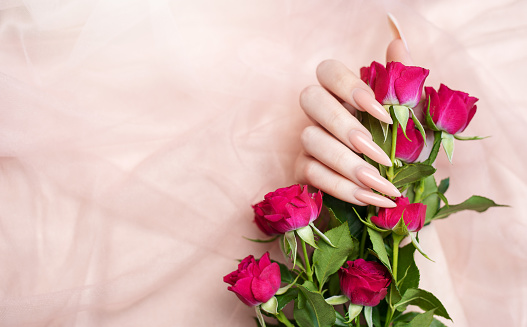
[386,14,413,65]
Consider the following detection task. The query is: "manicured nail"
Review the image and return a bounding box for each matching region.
[349,130,392,167]
[356,167,401,197]
[355,189,396,208]
[387,13,409,52]
[352,88,392,124]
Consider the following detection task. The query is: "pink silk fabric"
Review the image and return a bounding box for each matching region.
[0,0,525,326]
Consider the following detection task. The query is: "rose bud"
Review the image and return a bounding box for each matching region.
[361,61,429,108]
[252,184,322,234]
[425,84,478,135]
[223,252,281,307]
[395,119,425,163]
[339,259,391,307]
[371,196,426,233]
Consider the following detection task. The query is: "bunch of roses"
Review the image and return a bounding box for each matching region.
[361,61,478,163]
[223,62,497,327]
[224,184,426,326]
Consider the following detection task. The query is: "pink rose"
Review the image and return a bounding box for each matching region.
[371,197,426,233]
[253,184,323,234]
[339,259,391,307]
[425,84,478,134]
[223,252,281,307]
[395,119,425,163]
[361,61,429,108]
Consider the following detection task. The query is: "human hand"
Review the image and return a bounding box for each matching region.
[295,22,413,208]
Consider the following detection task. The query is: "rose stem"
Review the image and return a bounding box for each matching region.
[387,119,399,182]
[276,311,295,327]
[359,226,368,259]
[384,233,404,327]
[355,315,361,327]
[301,239,313,282]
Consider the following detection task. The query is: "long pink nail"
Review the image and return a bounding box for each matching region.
[354,189,396,208]
[387,13,409,52]
[349,130,392,167]
[356,167,401,197]
[352,88,392,124]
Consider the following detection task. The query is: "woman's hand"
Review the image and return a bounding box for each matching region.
[295,34,413,208]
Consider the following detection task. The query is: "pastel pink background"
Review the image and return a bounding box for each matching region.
[0,0,525,326]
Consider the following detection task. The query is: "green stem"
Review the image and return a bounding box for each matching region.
[385,234,404,327]
[387,120,399,182]
[413,179,426,203]
[359,226,367,259]
[384,309,393,327]
[392,234,403,282]
[301,239,313,282]
[355,315,360,327]
[276,310,295,327]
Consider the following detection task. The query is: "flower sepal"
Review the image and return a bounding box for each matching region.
[325,295,349,306]
[346,303,363,323]
[441,131,455,163]
[261,296,278,315]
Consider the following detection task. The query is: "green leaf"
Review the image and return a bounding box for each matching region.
[441,132,454,163]
[418,176,440,224]
[294,286,337,327]
[410,232,433,261]
[394,312,447,327]
[347,304,363,323]
[276,288,298,311]
[437,178,449,194]
[313,223,358,286]
[310,222,335,248]
[363,112,392,159]
[406,309,435,327]
[409,108,427,146]
[364,305,374,327]
[423,131,442,165]
[324,195,366,239]
[394,288,451,320]
[261,296,278,315]
[393,105,410,139]
[397,243,420,296]
[367,228,392,272]
[243,235,280,243]
[255,305,266,327]
[433,195,507,220]
[454,134,489,141]
[392,164,436,188]
[284,231,297,267]
[324,295,349,305]
[275,261,295,284]
[297,225,318,249]
[424,96,439,131]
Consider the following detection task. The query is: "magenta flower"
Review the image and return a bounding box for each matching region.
[339,259,391,307]
[371,197,426,233]
[395,119,425,163]
[223,252,281,307]
[425,84,478,134]
[253,184,323,234]
[361,61,429,108]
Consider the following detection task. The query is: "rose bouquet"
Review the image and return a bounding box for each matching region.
[224,61,503,327]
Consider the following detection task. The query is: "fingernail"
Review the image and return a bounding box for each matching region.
[355,189,396,208]
[356,167,401,197]
[352,88,392,124]
[349,130,392,167]
[387,13,409,52]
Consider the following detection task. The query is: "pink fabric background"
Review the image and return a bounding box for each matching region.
[0,0,525,326]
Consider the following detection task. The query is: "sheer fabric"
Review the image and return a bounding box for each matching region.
[0,0,525,326]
